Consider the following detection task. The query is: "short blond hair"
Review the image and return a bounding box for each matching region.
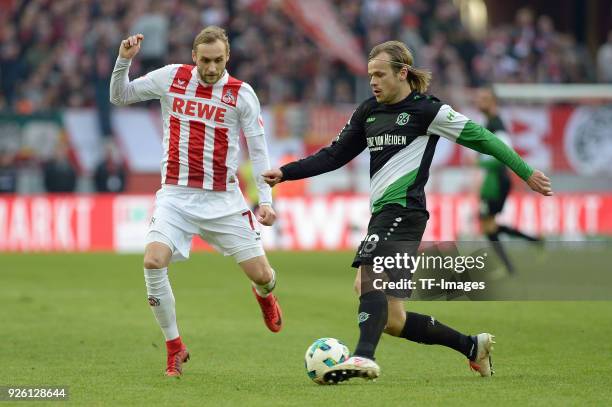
[369,40,431,93]
[193,26,230,54]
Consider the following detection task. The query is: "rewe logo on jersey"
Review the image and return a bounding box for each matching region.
[172,97,227,122]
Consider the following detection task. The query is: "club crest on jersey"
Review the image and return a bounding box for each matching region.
[396,112,410,126]
[222,89,236,105]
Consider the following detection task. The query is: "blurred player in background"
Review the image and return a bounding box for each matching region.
[110,26,282,377]
[264,41,552,383]
[475,88,542,274]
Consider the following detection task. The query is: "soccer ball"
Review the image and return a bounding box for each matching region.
[304,337,350,384]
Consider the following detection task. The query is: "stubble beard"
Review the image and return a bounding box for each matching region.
[198,68,220,85]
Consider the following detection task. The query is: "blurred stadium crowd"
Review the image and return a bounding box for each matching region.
[1,0,611,195]
[2,0,611,114]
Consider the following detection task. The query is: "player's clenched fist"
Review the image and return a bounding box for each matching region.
[256,205,277,226]
[119,33,144,59]
[262,169,283,187]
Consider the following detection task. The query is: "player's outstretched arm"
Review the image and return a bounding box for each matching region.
[274,137,365,183]
[426,105,553,197]
[265,104,368,184]
[456,128,553,196]
[463,133,553,196]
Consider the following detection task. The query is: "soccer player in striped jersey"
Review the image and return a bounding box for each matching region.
[263,41,552,383]
[110,26,283,377]
[475,87,542,274]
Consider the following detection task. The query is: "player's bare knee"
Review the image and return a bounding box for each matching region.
[143,251,169,270]
[144,256,165,270]
[384,313,404,336]
[383,323,402,336]
[253,265,273,285]
[384,299,406,336]
[239,256,273,285]
[143,242,172,270]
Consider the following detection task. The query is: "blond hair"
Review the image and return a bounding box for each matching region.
[193,26,230,54]
[368,40,431,93]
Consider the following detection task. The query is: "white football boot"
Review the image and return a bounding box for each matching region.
[469,333,495,377]
[323,356,380,384]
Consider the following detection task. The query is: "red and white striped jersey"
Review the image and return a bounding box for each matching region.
[125,64,265,191]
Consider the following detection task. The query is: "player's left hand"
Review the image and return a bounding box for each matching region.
[527,169,553,196]
[257,204,276,226]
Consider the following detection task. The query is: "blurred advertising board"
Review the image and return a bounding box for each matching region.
[1,193,610,252]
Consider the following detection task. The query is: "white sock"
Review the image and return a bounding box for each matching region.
[144,268,179,340]
[253,268,276,297]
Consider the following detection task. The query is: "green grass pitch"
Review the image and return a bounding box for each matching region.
[2,251,612,406]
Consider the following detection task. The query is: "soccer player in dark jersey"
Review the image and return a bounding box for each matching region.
[475,88,542,274]
[263,41,552,383]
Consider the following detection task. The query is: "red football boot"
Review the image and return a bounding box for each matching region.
[252,287,283,333]
[165,337,190,377]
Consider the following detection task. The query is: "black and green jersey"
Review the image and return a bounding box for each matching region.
[479,116,511,201]
[281,91,533,214]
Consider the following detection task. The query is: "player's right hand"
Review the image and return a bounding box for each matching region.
[262,169,283,187]
[119,34,144,59]
[527,169,553,196]
[256,204,276,226]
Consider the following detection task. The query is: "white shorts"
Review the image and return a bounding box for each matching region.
[145,185,264,263]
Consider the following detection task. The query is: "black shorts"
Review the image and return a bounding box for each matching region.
[353,205,427,299]
[352,205,428,268]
